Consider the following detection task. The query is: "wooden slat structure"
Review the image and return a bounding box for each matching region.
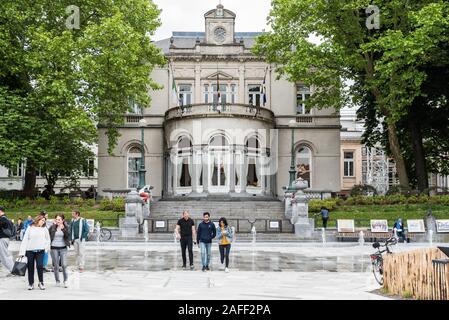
[383,248,449,300]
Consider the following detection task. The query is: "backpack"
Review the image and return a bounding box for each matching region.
[1,218,16,239]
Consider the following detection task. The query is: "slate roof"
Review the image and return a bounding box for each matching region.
[154,32,263,55]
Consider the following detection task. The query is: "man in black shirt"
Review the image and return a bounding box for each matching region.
[175,211,197,270]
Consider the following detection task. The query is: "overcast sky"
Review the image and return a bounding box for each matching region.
[152,0,272,40]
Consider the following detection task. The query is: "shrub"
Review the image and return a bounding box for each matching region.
[49,196,60,207]
[350,184,377,197]
[62,196,71,205]
[309,199,338,213]
[112,197,125,212]
[86,199,96,207]
[35,197,48,206]
[72,197,84,207]
[99,198,114,211]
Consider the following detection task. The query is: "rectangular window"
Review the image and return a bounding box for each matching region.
[212,84,227,104]
[9,162,25,177]
[344,151,354,177]
[296,85,311,114]
[248,85,262,107]
[231,84,237,104]
[128,157,141,189]
[178,84,192,106]
[204,85,209,104]
[127,99,142,114]
[83,159,95,178]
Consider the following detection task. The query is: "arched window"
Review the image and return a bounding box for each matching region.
[128,146,142,189]
[176,136,192,187]
[296,146,312,188]
[209,134,229,147]
[246,136,261,187]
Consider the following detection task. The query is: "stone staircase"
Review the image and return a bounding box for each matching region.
[150,199,286,220]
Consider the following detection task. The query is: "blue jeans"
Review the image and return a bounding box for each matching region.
[200,242,212,267]
[43,252,48,267]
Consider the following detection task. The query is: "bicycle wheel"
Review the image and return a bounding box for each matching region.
[372,258,384,286]
[100,228,112,241]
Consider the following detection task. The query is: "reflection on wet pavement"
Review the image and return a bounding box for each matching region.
[11,249,370,272]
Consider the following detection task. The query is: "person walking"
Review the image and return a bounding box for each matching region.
[49,214,70,287]
[217,217,233,273]
[23,215,33,233]
[70,210,89,272]
[318,207,330,229]
[393,218,406,243]
[175,211,196,270]
[0,207,15,273]
[19,215,50,290]
[38,211,51,272]
[15,218,24,241]
[196,212,216,272]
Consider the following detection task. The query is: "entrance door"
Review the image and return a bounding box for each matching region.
[210,151,229,193]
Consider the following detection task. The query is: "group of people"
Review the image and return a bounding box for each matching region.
[175,211,233,272]
[0,206,89,290]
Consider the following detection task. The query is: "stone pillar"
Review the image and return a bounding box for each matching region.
[284,178,315,239]
[166,154,174,196]
[194,65,201,104]
[119,191,142,237]
[238,65,245,104]
[229,147,236,193]
[191,146,204,195]
[202,146,209,194]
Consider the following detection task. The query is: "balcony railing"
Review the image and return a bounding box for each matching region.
[165,103,275,123]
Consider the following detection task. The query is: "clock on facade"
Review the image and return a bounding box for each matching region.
[214,27,226,43]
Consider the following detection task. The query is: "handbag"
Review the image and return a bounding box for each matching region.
[11,257,27,276]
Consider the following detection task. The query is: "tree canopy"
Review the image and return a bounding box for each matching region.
[0,0,166,192]
[254,0,449,190]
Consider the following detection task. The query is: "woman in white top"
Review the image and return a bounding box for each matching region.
[19,215,50,290]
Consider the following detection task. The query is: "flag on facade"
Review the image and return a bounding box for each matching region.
[217,73,221,104]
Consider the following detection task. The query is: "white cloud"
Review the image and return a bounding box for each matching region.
[152,0,272,40]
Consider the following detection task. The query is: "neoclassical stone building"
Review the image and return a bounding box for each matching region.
[97,4,341,201]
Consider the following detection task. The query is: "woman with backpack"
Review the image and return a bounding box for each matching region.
[48,214,71,288]
[217,217,233,273]
[19,215,50,290]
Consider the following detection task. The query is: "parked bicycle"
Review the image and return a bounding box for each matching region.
[370,237,397,285]
[87,222,112,242]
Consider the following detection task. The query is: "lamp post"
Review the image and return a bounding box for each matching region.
[138,118,147,190]
[287,119,297,191]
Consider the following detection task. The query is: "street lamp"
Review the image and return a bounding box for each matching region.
[138,118,147,190]
[287,119,297,191]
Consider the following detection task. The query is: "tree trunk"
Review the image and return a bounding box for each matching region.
[23,163,37,196]
[408,116,429,193]
[387,123,410,188]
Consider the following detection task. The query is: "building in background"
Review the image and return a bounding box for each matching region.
[97,4,341,200]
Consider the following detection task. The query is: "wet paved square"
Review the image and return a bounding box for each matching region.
[0,242,438,300]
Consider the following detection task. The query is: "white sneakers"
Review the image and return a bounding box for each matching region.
[28,284,34,290]
[38,282,45,290]
[225,267,230,273]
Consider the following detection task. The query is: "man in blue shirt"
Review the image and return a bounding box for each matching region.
[317,207,330,229]
[196,212,216,272]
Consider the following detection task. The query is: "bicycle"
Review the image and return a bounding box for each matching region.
[370,237,397,285]
[87,223,112,242]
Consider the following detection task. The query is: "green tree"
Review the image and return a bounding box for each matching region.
[254,0,449,189]
[0,0,166,192]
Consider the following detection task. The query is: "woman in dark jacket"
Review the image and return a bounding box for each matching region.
[48,214,71,287]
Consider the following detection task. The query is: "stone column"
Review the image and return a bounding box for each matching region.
[238,65,245,104]
[191,146,203,195]
[237,146,248,194]
[194,65,201,104]
[166,153,174,196]
[229,147,236,193]
[202,146,209,194]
